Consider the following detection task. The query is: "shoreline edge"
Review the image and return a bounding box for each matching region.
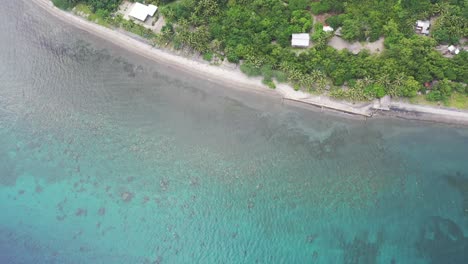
[31,0,468,125]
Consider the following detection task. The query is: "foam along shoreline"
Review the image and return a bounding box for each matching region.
[32,0,468,125]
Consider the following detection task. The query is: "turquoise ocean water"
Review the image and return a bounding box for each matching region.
[1,1,468,263]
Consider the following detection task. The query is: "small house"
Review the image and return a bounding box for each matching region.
[448,45,460,55]
[323,26,334,33]
[291,33,310,48]
[415,20,430,35]
[129,3,158,22]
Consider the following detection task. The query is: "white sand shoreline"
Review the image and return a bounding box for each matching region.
[32,0,468,125]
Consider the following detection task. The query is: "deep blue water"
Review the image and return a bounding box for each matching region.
[1,1,468,263]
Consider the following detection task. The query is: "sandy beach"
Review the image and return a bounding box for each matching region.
[31,0,468,125]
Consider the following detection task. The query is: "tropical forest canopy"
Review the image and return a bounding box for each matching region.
[54,0,467,102]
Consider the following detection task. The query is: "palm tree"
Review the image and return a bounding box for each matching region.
[279,61,294,73]
[362,76,373,86]
[316,77,328,91]
[310,70,323,82]
[164,9,175,22]
[376,73,391,89]
[160,26,173,44]
[439,3,451,16]
[387,73,406,97]
[210,39,222,53]
[287,69,302,83]
[363,26,371,40]
[393,73,405,87]
[298,74,314,90]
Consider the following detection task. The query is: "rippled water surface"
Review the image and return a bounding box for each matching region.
[1,1,468,263]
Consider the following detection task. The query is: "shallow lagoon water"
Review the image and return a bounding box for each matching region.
[1,1,468,263]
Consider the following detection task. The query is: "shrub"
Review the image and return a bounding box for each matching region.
[325,15,346,29]
[52,0,73,9]
[203,52,213,61]
[262,78,276,89]
[240,63,261,76]
[95,9,109,19]
[273,71,288,83]
[452,83,468,94]
[260,64,273,80]
[426,90,443,101]
[347,79,357,88]
[364,84,386,98]
[226,53,239,63]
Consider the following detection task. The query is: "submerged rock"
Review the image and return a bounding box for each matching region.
[338,230,382,264]
[307,234,318,244]
[98,207,106,216]
[160,179,169,191]
[121,191,134,202]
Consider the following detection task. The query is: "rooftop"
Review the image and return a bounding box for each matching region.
[323,26,334,32]
[291,33,310,47]
[128,3,158,22]
[416,20,430,35]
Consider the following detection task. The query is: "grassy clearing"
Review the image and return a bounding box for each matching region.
[447,93,468,109]
[409,95,439,107]
[409,93,468,110]
[74,3,109,27]
[74,3,92,14]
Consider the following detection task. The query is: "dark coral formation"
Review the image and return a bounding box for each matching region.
[416,216,468,264]
[98,207,106,216]
[126,176,135,183]
[337,230,383,264]
[35,185,43,193]
[0,153,17,186]
[444,172,468,216]
[56,198,67,221]
[75,208,87,216]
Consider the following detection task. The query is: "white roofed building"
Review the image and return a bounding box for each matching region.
[448,45,456,53]
[323,26,334,32]
[291,33,310,48]
[128,3,158,22]
[415,20,430,35]
[448,45,461,55]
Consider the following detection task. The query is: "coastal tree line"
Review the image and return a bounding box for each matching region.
[53,0,467,104]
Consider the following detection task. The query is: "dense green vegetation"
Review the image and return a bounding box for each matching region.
[52,0,121,11]
[54,0,467,104]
